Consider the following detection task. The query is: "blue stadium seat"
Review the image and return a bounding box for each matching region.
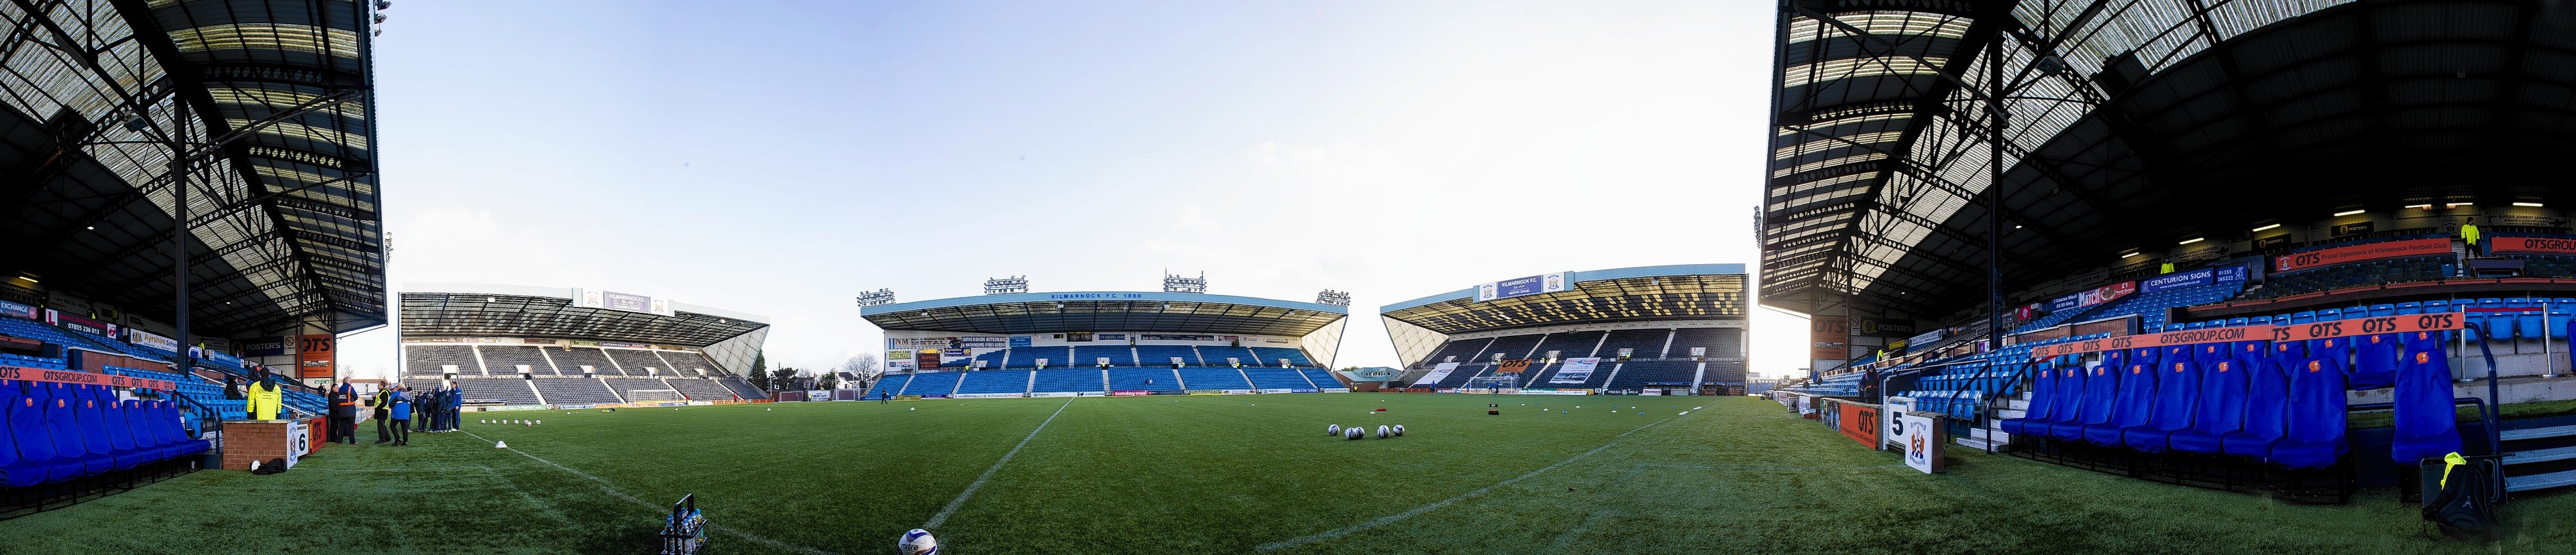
[2050,356,2118,442]
[2227,318,2249,327]
[160,400,209,456]
[2271,355,2349,469]
[2392,332,2460,464]
[6,393,70,486]
[2123,355,2199,453]
[2084,351,2161,447]
[42,386,105,478]
[2371,304,2397,318]
[2251,315,2272,326]
[1997,363,2059,438]
[2316,308,2342,322]
[94,395,145,470]
[2396,302,2424,316]
[2552,305,2575,340]
[2290,312,2316,326]
[2222,353,2293,461]
[2171,353,2249,454]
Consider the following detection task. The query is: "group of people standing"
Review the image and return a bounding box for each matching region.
[331,381,464,446]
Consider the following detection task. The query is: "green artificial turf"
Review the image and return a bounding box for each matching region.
[4,395,2571,554]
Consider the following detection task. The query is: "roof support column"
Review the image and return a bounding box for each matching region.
[169,99,195,383]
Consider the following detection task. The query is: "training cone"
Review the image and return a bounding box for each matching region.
[495,440,508,448]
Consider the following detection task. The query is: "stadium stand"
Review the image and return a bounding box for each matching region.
[406,346,483,376]
[954,371,1035,395]
[1108,369,1183,393]
[453,379,540,405]
[898,373,963,397]
[1134,345,1202,367]
[1596,329,1671,360]
[605,349,671,377]
[479,346,557,376]
[1241,368,1313,389]
[1006,346,1070,369]
[1299,369,1340,389]
[543,347,616,375]
[864,374,912,399]
[666,379,741,402]
[532,379,625,406]
[1071,345,1136,367]
[1176,367,1252,390]
[1248,347,1313,367]
[1028,369,1104,393]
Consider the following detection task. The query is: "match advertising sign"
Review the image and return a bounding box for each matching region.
[1475,272,1571,302]
[1834,401,1880,448]
[1550,358,1599,384]
[126,328,178,353]
[0,365,176,390]
[1494,359,1532,374]
[1413,363,1460,386]
[0,299,34,320]
[2029,312,2466,360]
[2139,265,2251,294]
[297,334,335,379]
[1811,316,1849,360]
[2048,281,2138,313]
[914,350,942,370]
[2490,237,2576,255]
[2273,238,2453,272]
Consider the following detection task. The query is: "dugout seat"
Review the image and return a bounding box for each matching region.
[95,396,145,471]
[2351,333,2400,391]
[2271,357,2349,469]
[2391,336,2461,465]
[122,400,176,461]
[2085,356,2160,447]
[1998,362,2061,436]
[2170,355,2249,454]
[2051,360,2118,442]
[2123,357,2200,452]
[74,397,137,473]
[4,395,68,487]
[2222,355,2294,461]
[42,393,104,478]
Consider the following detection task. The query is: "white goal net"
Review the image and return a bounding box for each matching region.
[626,389,684,403]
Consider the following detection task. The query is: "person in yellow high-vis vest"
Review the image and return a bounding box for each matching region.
[2461,217,2482,256]
[244,374,284,420]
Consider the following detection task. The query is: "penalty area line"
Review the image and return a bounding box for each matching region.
[923,396,1077,530]
[463,430,837,555]
[1255,414,1682,552]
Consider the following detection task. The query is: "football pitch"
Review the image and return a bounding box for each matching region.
[6,395,2572,554]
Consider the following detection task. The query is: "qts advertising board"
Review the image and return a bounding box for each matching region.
[297,334,335,379]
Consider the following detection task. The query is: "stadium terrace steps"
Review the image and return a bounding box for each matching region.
[604,349,674,377]
[478,346,555,376]
[1249,347,1315,367]
[1298,369,1338,389]
[719,377,765,399]
[661,378,741,402]
[1106,369,1181,392]
[1134,345,1201,368]
[1595,329,1672,361]
[405,345,482,375]
[1072,345,1136,367]
[1177,368,1252,389]
[530,378,621,406]
[543,347,616,376]
[453,379,542,404]
[1241,368,1309,389]
[1028,368,1105,393]
[898,373,963,396]
[954,371,1036,395]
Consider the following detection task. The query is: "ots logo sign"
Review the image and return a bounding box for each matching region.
[2309,361,2323,372]
[2174,363,2186,373]
[2218,362,2231,372]
[2418,352,2432,364]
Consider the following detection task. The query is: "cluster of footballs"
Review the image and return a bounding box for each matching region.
[479,418,543,426]
[1328,424,1403,440]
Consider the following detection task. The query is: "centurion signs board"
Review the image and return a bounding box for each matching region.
[2139,265,2251,294]
[1476,271,1570,302]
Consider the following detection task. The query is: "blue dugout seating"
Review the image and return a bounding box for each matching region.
[3,380,208,489]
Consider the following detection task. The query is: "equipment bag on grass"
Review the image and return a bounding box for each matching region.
[2422,452,2497,538]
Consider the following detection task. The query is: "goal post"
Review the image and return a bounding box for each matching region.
[627,389,683,403]
[1465,375,1520,394]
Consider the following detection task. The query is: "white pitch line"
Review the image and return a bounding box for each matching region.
[1255,415,1682,552]
[923,396,1076,530]
[464,430,837,555]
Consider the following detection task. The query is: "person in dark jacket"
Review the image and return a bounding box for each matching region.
[224,376,243,400]
[413,386,435,432]
[388,388,413,446]
[328,379,358,444]
[371,384,396,444]
[443,383,465,432]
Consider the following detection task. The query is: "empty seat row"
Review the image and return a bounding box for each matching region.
[2000,332,2459,469]
[3,380,209,488]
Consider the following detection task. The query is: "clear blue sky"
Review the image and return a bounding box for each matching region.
[343,0,1807,379]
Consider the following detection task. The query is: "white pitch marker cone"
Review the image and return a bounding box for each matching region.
[495,440,508,448]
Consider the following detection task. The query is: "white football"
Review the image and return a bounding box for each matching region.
[1328,424,1341,436]
[1377,425,1389,438]
[900,528,938,555]
[1345,427,1363,440]
[1393,424,1405,436]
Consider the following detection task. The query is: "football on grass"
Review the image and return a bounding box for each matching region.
[901,528,938,555]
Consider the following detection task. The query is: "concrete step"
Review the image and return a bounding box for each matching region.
[2504,445,2576,466]
[1969,428,2013,444]
[1955,436,1998,450]
[2006,399,2030,411]
[2507,469,2576,493]
[2502,424,2576,442]
[1996,408,2027,420]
